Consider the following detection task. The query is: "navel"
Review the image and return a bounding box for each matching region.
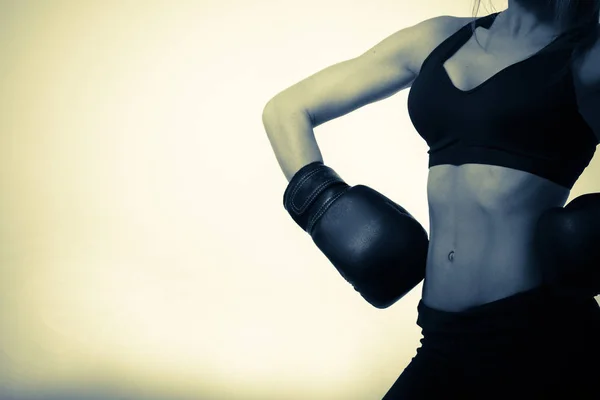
[448,250,455,262]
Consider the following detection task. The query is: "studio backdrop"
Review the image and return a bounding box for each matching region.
[1,1,598,399]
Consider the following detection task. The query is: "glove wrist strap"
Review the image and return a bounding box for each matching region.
[283,161,348,232]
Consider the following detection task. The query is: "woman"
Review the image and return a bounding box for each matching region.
[263,0,600,398]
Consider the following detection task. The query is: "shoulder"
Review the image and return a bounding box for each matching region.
[572,24,600,91]
[417,15,472,32]
[408,15,472,74]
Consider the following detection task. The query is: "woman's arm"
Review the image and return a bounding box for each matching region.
[573,25,600,143]
[536,27,600,297]
[262,15,467,181]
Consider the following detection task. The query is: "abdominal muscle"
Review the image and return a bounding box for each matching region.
[422,163,570,312]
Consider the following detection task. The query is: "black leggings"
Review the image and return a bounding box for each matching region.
[383,287,600,399]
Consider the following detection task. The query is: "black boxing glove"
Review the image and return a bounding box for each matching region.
[534,192,600,298]
[283,161,429,308]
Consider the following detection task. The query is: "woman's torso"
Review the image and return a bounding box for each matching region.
[415,14,575,311]
[423,164,569,311]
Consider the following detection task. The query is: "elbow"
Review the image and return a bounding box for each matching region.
[262,95,312,127]
[261,97,279,125]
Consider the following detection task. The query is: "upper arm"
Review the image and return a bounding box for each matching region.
[572,25,600,142]
[264,15,469,127]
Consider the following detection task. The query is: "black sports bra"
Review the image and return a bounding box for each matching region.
[407,12,599,189]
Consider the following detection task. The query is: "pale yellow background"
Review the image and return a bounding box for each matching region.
[1,1,599,399]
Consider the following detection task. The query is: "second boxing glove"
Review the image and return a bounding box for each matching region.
[283,161,429,309]
[534,192,600,298]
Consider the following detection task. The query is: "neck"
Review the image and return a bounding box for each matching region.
[498,0,561,40]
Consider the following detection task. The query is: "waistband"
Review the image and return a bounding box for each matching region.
[416,286,598,335]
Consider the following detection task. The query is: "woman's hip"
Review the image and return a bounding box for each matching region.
[384,287,600,399]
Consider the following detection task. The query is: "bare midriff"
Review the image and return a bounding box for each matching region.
[422,163,570,311]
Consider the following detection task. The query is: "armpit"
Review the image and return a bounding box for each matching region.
[577,88,600,144]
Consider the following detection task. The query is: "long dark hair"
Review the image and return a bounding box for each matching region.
[471,0,599,59]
